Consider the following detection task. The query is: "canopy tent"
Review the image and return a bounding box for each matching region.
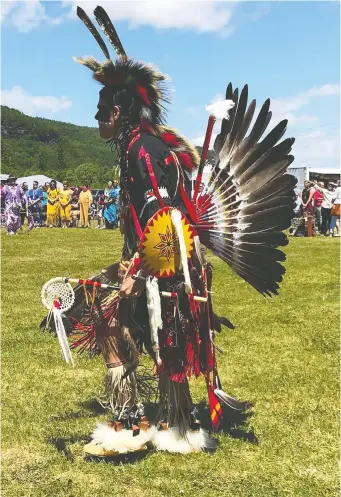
[307,167,340,175]
[288,166,340,191]
[0,174,10,183]
[16,175,63,189]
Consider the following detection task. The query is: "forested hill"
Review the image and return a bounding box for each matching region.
[1,106,119,187]
[1,106,216,187]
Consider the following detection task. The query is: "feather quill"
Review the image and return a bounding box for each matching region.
[94,6,127,60]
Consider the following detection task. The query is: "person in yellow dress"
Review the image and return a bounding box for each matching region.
[78,186,93,228]
[59,180,73,228]
[46,180,60,227]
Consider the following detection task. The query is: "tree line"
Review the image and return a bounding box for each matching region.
[1,106,212,187]
[1,106,119,187]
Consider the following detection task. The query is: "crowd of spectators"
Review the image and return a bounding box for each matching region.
[2,174,340,238]
[291,179,340,237]
[0,176,120,235]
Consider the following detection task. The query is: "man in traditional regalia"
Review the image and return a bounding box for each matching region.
[43,6,296,457]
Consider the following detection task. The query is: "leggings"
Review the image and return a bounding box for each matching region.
[321,207,331,235]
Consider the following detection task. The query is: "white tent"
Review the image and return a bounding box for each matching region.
[16,175,63,189]
[288,166,340,191]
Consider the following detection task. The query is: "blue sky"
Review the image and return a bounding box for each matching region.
[1,1,340,168]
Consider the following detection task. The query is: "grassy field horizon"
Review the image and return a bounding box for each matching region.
[1,228,339,497]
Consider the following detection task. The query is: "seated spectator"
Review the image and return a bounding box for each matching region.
[294,192,301,216]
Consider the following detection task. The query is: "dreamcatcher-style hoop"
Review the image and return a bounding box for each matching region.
[41,277,75,313]
[41,277,76,367]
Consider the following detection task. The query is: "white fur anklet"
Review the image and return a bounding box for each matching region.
[152,427,217,454]
[84,422,156,456]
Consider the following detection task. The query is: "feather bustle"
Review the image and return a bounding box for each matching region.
[196,82,296,296]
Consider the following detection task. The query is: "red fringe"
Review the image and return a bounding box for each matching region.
[177,152,195,172]
[136,85,151,105]
[161,132,180,147]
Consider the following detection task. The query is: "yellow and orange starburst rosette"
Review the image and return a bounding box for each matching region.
[139,207,196,278]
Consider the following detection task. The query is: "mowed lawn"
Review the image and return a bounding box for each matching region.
[1,227,339,497]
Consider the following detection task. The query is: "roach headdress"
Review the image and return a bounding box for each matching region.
[74,6,199,171]
[75,6,168,130]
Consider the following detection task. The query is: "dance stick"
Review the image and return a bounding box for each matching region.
[62,278,207,302]
[160,291,207,302]
[62,277,120,290]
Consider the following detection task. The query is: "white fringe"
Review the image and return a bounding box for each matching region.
[146,276,162,366]
[91,423,156,453]
[52,307,74,367]
[105,364,137,414]
[152,427,217,454]
[171,209,192,294]
[205,99,235,120]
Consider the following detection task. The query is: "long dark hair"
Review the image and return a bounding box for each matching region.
[99,87,142,258]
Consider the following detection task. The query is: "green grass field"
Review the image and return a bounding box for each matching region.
[1,228,339,497]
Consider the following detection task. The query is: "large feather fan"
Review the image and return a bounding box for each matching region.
[195,83,297,296]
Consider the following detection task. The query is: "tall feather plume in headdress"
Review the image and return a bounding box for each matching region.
[76,6,110,59]
[93,5,127,60]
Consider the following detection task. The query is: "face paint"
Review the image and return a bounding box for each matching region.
[96,98,121,139]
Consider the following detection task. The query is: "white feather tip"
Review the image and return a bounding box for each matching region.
[205,99,235,120]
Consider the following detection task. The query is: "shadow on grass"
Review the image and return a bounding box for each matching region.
[48,435,87,462]
[48,398,106,422]
[84,449,151,465]
[196,401,258,444]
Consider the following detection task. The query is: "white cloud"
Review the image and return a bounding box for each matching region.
[306,84,340,98]
[1,86,72,117]
[294,130,339,168]
[1,0,68,32]
[1,0,16,22]
[0,1,256,37]
[69,0,237,36]
[1,1,274,37]
[269,84,340,126]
